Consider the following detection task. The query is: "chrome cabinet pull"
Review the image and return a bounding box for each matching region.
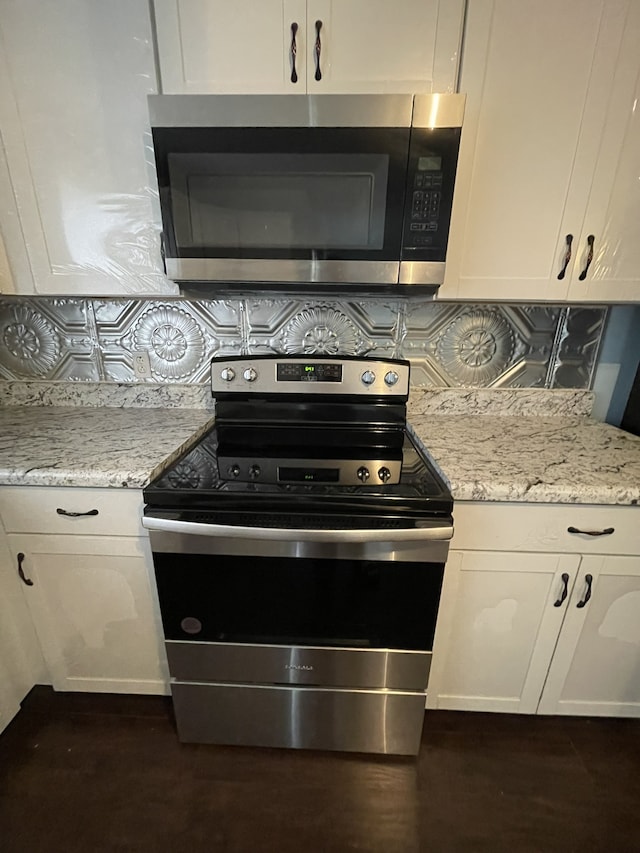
[578,234,595,281]
[314,19,323,81]
[567,526,614,537]
[56,507,99,517]
[553,573,570,607]
[557,234,573,280]
[17,552,34,586]
[290,22,299,83]
[576,573,593,609]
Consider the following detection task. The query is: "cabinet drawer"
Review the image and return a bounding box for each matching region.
[452,502,639,556]
[0,487,144,537]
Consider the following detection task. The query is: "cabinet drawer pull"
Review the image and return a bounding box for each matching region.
[553,572,570,607]
[567,526,614,537]
[557,234,573,280]
[290,22,299,83]
[314,19,323,81]
[56,507,99,518]
[17,552,34,586]
[576,573,593,609]
[578,234,595,281]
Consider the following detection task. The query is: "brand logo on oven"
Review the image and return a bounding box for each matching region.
[285,664,314,671]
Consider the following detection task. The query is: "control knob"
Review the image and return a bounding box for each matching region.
[242,367,257,382]
[361,370,376,386]
[220,367,235,382]
[356,466,370,483]
[228,464,241,478]
[384,371,399,386]
[378,466,392,483]
[249,464,261,479]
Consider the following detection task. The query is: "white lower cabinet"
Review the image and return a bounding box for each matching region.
[0,485,169,698]
[6,534,168,695]
[428,503,640,718]
[0,522,47,734]
[427,550,580,713]
[538,556,640,717]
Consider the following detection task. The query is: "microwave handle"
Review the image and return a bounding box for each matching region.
[159,232,167,275]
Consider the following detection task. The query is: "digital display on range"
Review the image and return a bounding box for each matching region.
[278,467,340,482]
[277,363,342,383]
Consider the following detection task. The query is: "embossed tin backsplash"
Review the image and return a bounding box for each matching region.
[0,296,606,389]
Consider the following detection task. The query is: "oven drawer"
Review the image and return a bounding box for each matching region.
[171,681,427,755]
[166,641,431,691]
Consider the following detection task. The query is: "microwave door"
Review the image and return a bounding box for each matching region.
[152,125,411,284]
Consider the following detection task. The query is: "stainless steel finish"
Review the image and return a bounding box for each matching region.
[170,680,427,754]
[149,94,414,128]
[399,261,446,285]
[166,641,432,691]
[165,257,400,284]
[147,526,452,564]
[217,455,402,486]
[211,356,410,397]
[412,93,466,128]
[142,514,454,544]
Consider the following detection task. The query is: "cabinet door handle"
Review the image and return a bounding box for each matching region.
[553,572,570,607]
[557,234,573,280]
[56,507,99,517]
[578,234,595,281]
[567,526,614,537]
[576,573,593,609]
[290,22,299,83]
[314,19,323,81]
[17,552,34,586]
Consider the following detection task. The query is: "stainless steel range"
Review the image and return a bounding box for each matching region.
[142,355,453,756]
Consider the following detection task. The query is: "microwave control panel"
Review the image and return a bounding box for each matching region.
[406,155,443,247]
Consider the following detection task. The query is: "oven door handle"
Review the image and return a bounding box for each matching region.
[142,514,454,543]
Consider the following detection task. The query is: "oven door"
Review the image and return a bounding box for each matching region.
[149,95,413,284]
[145,513,450,679]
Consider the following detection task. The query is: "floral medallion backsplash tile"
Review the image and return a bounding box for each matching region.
[0,295,607,389]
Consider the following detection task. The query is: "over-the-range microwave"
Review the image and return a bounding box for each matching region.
[149,94,465,289]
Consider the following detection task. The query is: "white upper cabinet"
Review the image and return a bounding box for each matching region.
[153,0,464,95]
[0,0,172,296]
[441,0,640,303]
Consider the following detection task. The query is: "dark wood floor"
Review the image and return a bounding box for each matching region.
[1,688,639,853]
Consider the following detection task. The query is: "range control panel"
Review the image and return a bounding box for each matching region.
[211,357,410,398]
[217,455,402,486]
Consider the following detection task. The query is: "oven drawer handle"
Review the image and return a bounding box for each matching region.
[142,515,454,543]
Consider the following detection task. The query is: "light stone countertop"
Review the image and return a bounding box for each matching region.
[0,407,214,488]
[0,384,638,504]
[408,414,640,506]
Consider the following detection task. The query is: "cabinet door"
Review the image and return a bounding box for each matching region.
[567,3,640,302]
[154,0,306,93]
[539,556,640,717]
[0,0,169,295]
[306,0,463,94]
[427,551,580,713]
[8,534,168,695]
[0,529,46,733]
[440,0,629,301]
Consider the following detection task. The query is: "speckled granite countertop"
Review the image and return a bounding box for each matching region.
[408,414,640,506]
[0,383,638,504]
[0,407,214,488]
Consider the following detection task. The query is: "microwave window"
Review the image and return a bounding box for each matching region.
[168,153,388,251]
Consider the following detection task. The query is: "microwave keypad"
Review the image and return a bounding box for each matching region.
[409,172,443,244]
